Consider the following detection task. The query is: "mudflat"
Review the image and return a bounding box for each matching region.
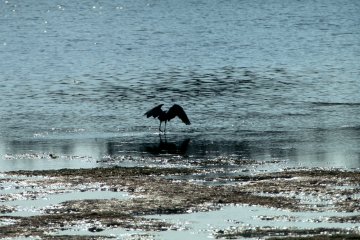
[1,166,359,239]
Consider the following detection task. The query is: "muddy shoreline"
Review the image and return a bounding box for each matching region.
[1,166,360,239]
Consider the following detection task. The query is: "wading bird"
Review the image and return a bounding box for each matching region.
[144,104,191,132]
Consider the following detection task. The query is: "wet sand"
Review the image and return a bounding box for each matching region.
[1,164,360,239]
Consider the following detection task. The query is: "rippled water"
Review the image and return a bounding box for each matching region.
[1,0,360,169]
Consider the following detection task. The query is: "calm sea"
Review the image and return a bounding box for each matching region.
[1,0,360,170]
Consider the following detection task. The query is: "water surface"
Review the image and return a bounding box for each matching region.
[1,0,360,170]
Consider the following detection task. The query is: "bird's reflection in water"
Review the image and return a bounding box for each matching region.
[144,136,191,156]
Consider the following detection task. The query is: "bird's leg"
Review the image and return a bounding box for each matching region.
[159,121,163,133]
[164,121,167,133]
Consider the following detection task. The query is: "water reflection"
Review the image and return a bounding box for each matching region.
[143,136,190,156]
[1,126,360,172]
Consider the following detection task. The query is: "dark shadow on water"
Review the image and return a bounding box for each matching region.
[143,135,191,156]
[1,126,360,171]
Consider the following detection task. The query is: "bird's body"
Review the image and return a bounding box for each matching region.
[144,104,191,132]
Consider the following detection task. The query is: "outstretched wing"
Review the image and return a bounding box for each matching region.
[167,104,191,125]
[144,104,164,118]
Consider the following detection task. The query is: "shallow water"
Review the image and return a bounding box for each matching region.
[53,205,360,239]
[1,0,360,171]
[4,190,128,217]
[150,205,360,239]
[1,0,360,169]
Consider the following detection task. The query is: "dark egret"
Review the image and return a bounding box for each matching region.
[144,104,191,132]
